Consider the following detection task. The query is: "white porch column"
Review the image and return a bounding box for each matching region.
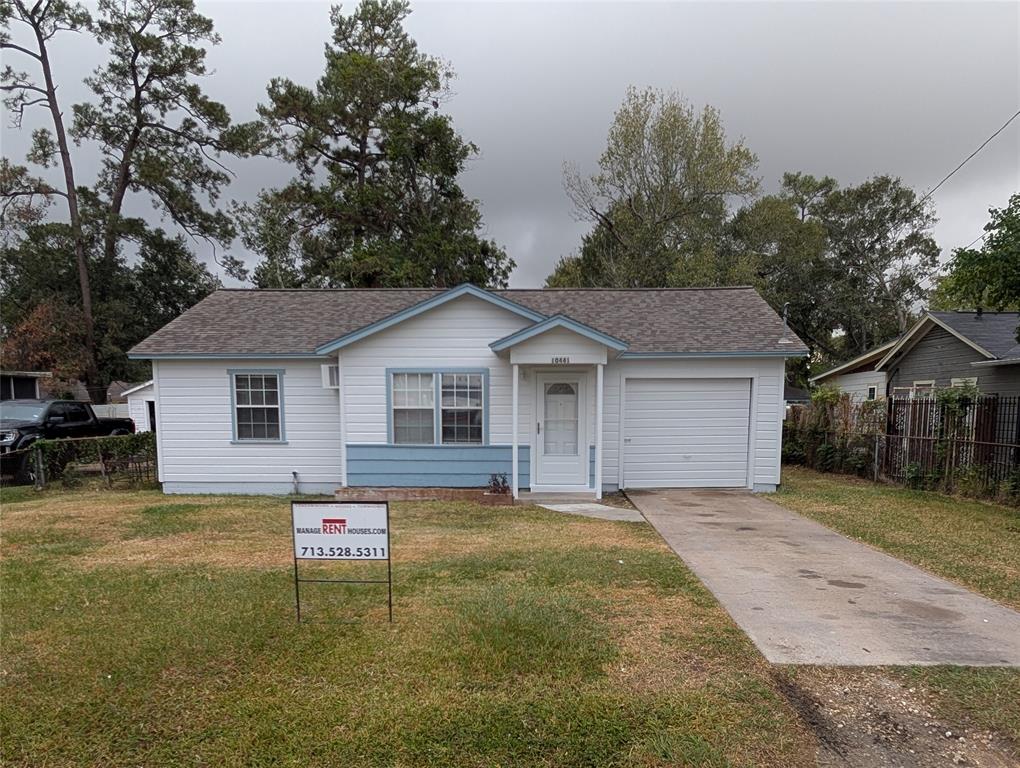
[337,351,347,488]
[511,363,519,499]
[595,362,604,499]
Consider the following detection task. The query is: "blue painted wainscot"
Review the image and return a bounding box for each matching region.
[346,445,531,488]
[346,445,598,489]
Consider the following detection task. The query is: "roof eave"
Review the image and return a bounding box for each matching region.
[808,339,899,383]
[619,350,808,359]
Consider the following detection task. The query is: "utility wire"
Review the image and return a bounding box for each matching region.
[910,108,1020,292]
[917,108,1020,207]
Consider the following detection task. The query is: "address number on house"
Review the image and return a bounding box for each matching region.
[551,356,570,364]
[291,502,389,560]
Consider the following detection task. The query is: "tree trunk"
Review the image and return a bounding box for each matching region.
[30,11,104,403]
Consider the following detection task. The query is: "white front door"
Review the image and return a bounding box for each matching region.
[536,373,587,487]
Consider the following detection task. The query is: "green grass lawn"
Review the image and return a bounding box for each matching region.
[0,487,813,768]
[776,466,1020,610]
[775,466,1020,745]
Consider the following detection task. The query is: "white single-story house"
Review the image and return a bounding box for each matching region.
[128,284,807,498]
[808,340,896,402]
[122,380,156,433]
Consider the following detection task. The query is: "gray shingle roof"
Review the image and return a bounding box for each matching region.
[930,311,1020,361]
[128,286,807,357]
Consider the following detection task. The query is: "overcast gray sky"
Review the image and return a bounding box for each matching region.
[3,1,1018,287]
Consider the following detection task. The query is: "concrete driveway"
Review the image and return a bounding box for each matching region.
[629,488,1020,666]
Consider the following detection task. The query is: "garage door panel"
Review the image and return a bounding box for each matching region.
[624,377,750,488]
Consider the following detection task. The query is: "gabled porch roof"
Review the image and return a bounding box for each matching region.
[489,314,629,353]
[315,283,547,355]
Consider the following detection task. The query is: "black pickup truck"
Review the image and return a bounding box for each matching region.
[0,399,135,483]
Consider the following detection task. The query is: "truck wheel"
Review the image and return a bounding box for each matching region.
[111,429,130,436]
[13,455,35,486]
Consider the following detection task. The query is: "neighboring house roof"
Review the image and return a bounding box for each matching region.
[0,370,53,378]
[808,339,898,383]
[107,380,149,403]
[876,311,1020,371]
[128,284,808,358]
[119,380,154,398]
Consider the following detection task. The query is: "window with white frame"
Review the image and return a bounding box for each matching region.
[867,385,877,401]
[392,373,435,444]
[321,364,339,389]
[951,377,978,388]
[233,373,282,440]
[440,373,483,444]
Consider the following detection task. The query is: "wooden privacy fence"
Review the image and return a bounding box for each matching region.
[784,393,1020,503]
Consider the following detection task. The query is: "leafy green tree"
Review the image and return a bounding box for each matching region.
[728,173,938,365]
[551,87,758,287]
[816,175,938,348]
[2,0,99,395]
[2,0,244,398]
[73,0,251,279]
[932,194,1020,339]
[1,206,220,385]
[239,0,512,288]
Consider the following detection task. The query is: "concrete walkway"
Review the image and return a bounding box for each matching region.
[535,501,645,523]
[629,488,1020,666]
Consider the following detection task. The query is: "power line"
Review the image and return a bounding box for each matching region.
[917,108,1020,207]
[911,109,1019,292]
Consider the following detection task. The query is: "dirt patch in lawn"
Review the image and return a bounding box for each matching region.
[776,667,1018,768]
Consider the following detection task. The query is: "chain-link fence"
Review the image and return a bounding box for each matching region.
[1,432,157,490]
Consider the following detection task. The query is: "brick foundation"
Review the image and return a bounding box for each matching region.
[334,487,515,506]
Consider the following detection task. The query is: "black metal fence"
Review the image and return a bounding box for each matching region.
[784,394,1020,504]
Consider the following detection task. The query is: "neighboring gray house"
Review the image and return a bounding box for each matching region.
[876,311,1019,398]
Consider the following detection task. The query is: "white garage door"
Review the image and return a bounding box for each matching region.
[623,378,751,488]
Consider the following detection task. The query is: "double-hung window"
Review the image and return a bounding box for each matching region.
[440,373,483,444]
[390,370,486,445]
[392,373,435,444]
[233,372,283,441]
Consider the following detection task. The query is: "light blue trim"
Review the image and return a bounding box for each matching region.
[490,314,629,352]
[385,368,490,446]
[129,353,323,360]
[618,350,807,359]
[315,284,547,354]
[589,445,596,489]
[227,368,287,444]
[347,444,530,488]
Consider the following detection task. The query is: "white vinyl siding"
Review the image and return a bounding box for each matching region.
[154,358,342,490]
[622,378,751,488]
[342,294,533,445]
[831,370,887,402]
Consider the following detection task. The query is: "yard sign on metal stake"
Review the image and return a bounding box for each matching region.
[290,501,392,622]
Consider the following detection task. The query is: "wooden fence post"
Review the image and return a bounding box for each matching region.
[873,433,880,482]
